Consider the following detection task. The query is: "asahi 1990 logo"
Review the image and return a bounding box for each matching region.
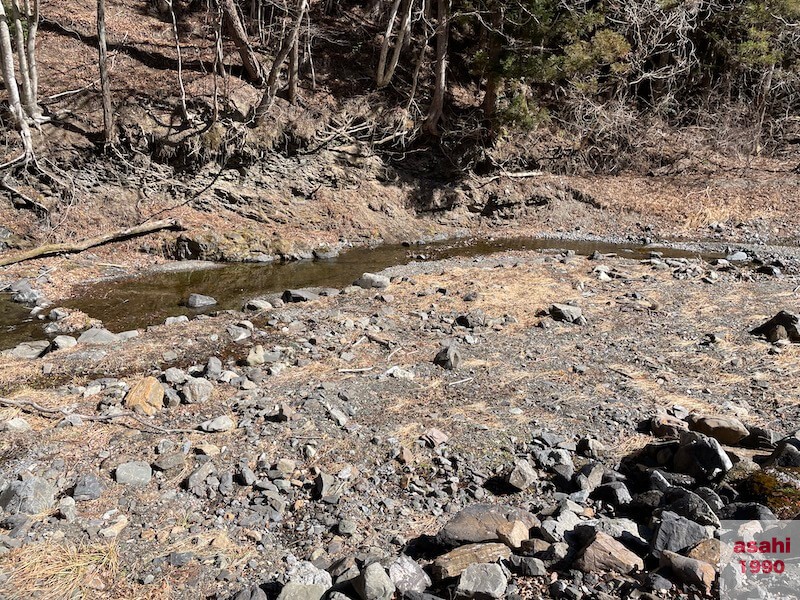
[720,521,800,599]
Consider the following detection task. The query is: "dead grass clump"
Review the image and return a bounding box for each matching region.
[1,541,120,600]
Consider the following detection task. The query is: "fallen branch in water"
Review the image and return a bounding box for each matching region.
[0,219,184,267]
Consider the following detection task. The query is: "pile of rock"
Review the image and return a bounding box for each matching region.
[222,409,794,600]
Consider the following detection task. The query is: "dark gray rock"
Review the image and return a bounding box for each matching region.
[650,511,710,558]
[672,432,732,481]
[550,304,586,325]
[73,474,104,501]
[434,344,462,370]
[591,482,632,506]
[663,488,720,527]
[718,503,777,521]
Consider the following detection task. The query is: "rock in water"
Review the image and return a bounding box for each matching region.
[455,563,508,599]
[434,344,462,370]
[750,311,800,342]
[354,563,395,600]
[574,531,644,574]
[187,293,217,308]
[354,272,390,289]
[125,377,164,416]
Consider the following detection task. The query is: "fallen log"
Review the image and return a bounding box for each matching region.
[0,218,184,267]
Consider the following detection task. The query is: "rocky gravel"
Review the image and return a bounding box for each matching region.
[0,248,799,599]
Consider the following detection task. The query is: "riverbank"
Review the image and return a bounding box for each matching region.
[0,246,799,598]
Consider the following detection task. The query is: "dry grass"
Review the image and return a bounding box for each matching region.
[0,541,121,600]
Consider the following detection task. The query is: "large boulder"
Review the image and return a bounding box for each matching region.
[437,504,539,547]
[687,414,748,445]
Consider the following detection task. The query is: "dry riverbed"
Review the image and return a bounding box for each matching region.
[0,248,799,599]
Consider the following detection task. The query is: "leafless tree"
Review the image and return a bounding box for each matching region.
[97,0,114,145]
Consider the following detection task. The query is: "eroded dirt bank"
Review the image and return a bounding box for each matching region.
[0,248,798,599]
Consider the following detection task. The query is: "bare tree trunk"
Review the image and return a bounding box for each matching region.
[10,0,33,117]
[97,0,114,145]
[24,0,39,113]
[166,0,189,121]
[288,32,299,104]
[221,0,264,85]
[425,0,449,135]
[482,1,502,125]
[375,0,413,88]
[254,0,308,121]
[0,1,33,160]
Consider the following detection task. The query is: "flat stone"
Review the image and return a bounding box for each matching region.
[77,328,121,345]
[455,563,507,599]
[687,414,749,445]
[432,543,512,579]
[115,461,152,486]
[388,555,431,594]
[287,561,333,587]
[9,340,50,359]
[153,452,186,471]
[574,531,644,574]
[438,503,539,547]
[276,583,327,600]
[187,293,217,308]
[687,538,720,566]
[282,289,320,303]
[5,417,31,432]
[124,377,164,416]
